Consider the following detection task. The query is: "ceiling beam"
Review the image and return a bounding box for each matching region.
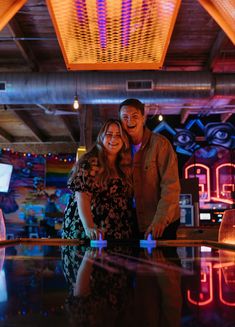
[205,30,227,71]
[79,107,86,146]
[13,110,47,142]
[7,17,39,71]
[60,116,80,143]
[84,106,93,149]
[0,127,14,142]
[221,112,233,123]
[180,108,190,124]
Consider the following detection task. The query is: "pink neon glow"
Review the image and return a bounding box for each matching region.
[214,262,235,269]
[218,267,235,306]
[0,249,5,272]
[201,271,207,282]
[185,164,211,202]
[187,262,213,306]
[198,184,205,198]
[222,184,235,193]
[211,197,234,205]
[199,184,205,193]
[0,209,6,241]
[216,163,235,200]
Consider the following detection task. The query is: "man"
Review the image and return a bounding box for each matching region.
[119,98,180,240]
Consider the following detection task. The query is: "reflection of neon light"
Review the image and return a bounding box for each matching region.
[185,164,211,202]
[222,184,235,193]
[187,262,213,306]
[0,248,5,272]
[211,197,234,205]
[218,267,235,306]
[216,163,235,200]
[201,271,207,282]
[0,270,7,302]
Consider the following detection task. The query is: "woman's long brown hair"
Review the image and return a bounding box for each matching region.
[68,119,132,190]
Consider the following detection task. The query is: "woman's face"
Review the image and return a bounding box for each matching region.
[102,123,123,156]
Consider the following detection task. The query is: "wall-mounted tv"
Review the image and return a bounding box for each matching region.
[0,163,13,193]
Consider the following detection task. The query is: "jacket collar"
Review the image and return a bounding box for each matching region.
[140,127,152,149]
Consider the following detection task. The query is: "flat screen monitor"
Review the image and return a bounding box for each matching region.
[0,163,13,193]
[200,212,211,220]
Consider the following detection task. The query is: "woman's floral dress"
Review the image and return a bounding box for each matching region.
[62,158,136,240]
[62,246,134,327]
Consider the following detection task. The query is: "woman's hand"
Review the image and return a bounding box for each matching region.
[145,220,167,239]
[75,192,104,240]
[84,226,104,240]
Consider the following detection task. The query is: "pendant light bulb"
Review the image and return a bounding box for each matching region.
[73,95,79,110]
[158,114,163,121]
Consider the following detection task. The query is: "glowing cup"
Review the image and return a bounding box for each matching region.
[218,209,235,244]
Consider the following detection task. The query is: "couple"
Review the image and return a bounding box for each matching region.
[62,98,180,241]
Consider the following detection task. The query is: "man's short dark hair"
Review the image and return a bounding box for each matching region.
[119,98,145,115]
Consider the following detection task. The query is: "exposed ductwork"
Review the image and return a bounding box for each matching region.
[0,71,235,105]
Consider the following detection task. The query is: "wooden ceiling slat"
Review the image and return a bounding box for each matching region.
[0,0,234,150]
[13,110,47,142]
[60,116,80,143]
[206,30,228,71]
[0,126,14,142]
[7,17,39,71]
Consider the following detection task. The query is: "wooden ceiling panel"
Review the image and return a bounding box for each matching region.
[0,0,234,151]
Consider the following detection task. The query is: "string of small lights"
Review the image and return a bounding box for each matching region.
[0,148,76,163]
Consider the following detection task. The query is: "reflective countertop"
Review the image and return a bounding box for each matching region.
[0,239,235,327]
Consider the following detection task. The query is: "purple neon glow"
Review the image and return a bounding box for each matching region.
[121,0,132,47]
[138,0,150,49]
[75,0,87,23]
[142,0,150,23]
[97,0,107,49]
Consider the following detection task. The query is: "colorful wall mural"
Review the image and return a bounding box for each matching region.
[152,115,235,211]
[0,150,75,237]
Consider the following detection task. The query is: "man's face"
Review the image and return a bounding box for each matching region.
[119,105,145,142]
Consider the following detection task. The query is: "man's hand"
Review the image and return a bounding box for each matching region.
[145,220,167,239]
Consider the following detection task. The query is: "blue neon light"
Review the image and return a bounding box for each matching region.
[153,121,177,135]
[185,119,205,131]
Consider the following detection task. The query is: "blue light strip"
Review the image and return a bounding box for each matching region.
[97,0,107,49]
[121,0,132,47]
[186,119,205,131]
[153,121,177,135]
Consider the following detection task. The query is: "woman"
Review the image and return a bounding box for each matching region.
[62,119,136,240]
[62,246,134,327]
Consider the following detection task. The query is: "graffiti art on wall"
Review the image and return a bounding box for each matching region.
[154,118,235,209]
[0,151,75,235]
